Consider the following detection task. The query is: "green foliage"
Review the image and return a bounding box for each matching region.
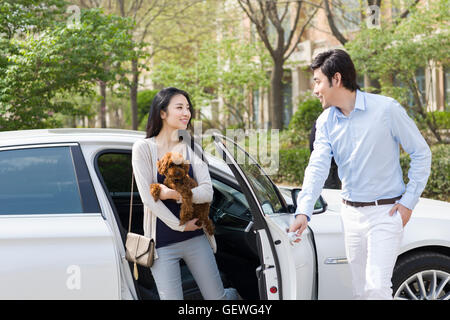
[151,37,271,128]
[0,3,137,131]
[281,94,323,148]
[271,147,310,185]
[137,89,158,125]
[429,111,450,130]
[274,137,449,202]
[346,0,450,143]
[400,144,450,202]
[289,96,322,132]
[0,0,67,39]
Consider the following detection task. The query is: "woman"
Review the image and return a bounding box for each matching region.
[131,87,229,300]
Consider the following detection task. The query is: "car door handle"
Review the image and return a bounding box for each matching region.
[245,221,254,233]
[324,257,348,265]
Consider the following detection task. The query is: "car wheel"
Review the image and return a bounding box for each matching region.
[392,251,450,300]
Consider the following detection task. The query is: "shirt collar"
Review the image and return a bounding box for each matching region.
[354,89,365,111]
[333,90,365,120]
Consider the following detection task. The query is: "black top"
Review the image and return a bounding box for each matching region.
[310,121,342,190]
[155,155,203,249]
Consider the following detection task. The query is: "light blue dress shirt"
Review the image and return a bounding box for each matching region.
[295,90,432,221]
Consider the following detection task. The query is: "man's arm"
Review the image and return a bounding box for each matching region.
[389,101,432,211]
[289,116,333,237]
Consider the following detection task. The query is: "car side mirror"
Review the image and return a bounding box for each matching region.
[291,188,301,209]
[290,188,327,215]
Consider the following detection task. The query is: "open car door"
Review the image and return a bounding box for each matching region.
[212,133,317,300]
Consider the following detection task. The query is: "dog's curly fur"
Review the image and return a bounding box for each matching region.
[150,151,214,235]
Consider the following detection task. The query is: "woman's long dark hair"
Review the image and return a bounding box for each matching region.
[145,87,194,139]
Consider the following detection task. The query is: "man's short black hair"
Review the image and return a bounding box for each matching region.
[310,49,360,92]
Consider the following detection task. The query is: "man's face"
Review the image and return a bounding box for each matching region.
[313,68,337,109]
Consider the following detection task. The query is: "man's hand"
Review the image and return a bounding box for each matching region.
[288,214,309,243]
[389,203,412,227]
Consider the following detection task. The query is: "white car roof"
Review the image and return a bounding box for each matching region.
[0,128,145,147]
[0,128,234,176]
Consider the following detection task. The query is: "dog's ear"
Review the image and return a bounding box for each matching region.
[157,153,171,175]
[156,159,163,175]
[183,162,190,173]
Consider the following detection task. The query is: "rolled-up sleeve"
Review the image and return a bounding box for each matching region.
[295,115,333,221]
[389,101,432,210]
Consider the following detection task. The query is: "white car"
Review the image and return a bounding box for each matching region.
[0,128,448,300]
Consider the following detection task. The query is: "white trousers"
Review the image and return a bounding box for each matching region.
[340,203,404,300]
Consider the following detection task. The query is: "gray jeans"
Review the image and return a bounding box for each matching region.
[150,234,226,300]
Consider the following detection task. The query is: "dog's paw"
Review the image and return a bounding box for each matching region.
[150,183,161,201]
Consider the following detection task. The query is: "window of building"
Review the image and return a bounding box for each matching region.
[332,0,361,32]
[394,67,426,108]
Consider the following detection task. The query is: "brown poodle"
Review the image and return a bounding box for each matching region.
[150,151,214,235]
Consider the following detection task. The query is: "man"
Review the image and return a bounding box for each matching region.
[288,49,431,300]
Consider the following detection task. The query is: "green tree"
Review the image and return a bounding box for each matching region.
[0,3,136,130]
[151,37,270,130]
[236,0,320,130]
[346,0,450,143]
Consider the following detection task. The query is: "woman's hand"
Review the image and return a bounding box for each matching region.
[184,218,202,231]
[159,184,181,201]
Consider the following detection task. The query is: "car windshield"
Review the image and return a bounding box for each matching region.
[212,134,286,215]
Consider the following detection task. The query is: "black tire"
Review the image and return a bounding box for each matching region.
[392,251,450,300]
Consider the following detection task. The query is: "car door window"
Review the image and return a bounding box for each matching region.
[210,178,251,229]
[215,136,287,215]
[96,151,143,234]
[0,147,83,215]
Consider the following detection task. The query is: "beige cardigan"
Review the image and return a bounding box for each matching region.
[131,137,216,259]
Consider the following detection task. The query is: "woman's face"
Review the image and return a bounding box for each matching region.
[160,94,191,130]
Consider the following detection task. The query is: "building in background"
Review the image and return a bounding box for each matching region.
[242,0,449,130]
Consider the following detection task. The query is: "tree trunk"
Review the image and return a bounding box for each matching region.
[363,74,381,93]
[99,80,107,128]
[409,81,442,143]
[270,60,284,130]
[130,58,139,130]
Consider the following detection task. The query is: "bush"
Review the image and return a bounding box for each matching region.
[272,147,310,185]
[284,95,322,148]
[289,97,322,133]
[429,111,450,130]
[400,144,450,202]
[274,142,449,202]
[137,89,158,130]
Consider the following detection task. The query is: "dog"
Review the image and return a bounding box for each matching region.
[150,151,214,235]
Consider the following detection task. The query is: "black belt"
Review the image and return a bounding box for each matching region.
[342,196,402,208]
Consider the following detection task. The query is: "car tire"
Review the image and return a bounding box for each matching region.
[392,251,450,300]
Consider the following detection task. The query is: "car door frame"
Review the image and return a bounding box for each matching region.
[93,148,150,300]
[212,133,285,300]
[0,142,120,299]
